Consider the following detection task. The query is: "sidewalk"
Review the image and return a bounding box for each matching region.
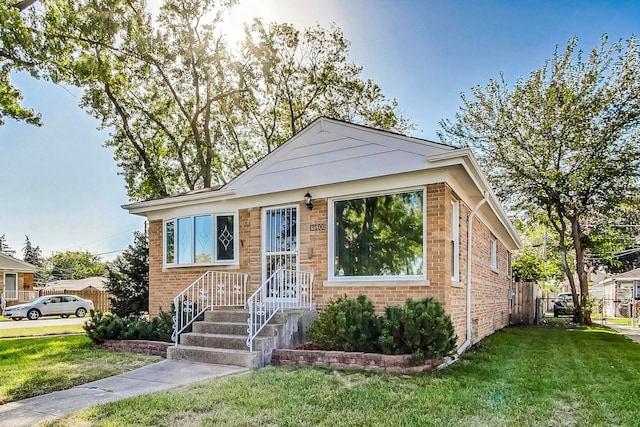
[0,360,248,427]
[607,323,640,345]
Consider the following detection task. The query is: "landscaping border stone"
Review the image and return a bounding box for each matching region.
[271,349,444,373]
[99,339,171,358]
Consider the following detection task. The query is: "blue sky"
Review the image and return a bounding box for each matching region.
[0,0,638,260]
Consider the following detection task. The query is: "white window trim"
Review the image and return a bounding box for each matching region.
[3,272,18,300]
[451,200,459,282]
[490,237,498,272]
[328,187,427,282]
[163,212,239,268]
[261,204,300,286]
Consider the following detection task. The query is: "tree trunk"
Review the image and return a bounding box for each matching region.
[570,215,591,324]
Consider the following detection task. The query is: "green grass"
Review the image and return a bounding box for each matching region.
[45,325,640,426]
[0,323,86,338]
[591,313,637,326]
[0,335,161,403]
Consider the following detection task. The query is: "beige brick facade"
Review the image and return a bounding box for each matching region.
[147,183,513,346]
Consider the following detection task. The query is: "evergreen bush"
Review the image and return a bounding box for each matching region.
[84,308,174,344]
[306,295,381,352]
[306,295,457,363]
[379,297,457,360]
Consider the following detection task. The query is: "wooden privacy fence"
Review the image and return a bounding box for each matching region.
[510,282,540,325]
[39,289,112,312]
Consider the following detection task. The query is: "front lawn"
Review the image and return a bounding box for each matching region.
[0,323,86,338]
[0,335,161,403]
[46,325,640,426]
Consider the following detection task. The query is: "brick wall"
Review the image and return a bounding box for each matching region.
[147,183,513,345]
[99,339,170,358]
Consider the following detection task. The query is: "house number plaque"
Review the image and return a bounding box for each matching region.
[310,223,327,232]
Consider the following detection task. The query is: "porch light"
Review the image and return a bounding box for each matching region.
[304,192,314,210]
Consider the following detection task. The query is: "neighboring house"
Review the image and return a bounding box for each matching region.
[0,253,39,310]
[600,268,640,317]
[123,117,521,359]
[45,276,108,292]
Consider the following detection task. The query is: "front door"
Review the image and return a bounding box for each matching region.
[262,205,299,303]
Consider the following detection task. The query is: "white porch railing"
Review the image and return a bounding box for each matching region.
[172,271,249,345]
[246,268,314,352]
[2,290,39,302]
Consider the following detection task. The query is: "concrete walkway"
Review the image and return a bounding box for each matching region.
[0,360,248,427]
[607,323,640,345]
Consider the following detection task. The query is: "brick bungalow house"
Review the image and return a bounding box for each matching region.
[0,253,38,310]
[124,117,520,367]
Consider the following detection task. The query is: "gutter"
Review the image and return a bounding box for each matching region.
[438,191,489,369]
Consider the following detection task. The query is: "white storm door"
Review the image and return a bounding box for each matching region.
[262,205,299,303]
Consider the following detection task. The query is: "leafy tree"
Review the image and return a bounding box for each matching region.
[0,0,42,125]
[512,252,559,283]
[105,231,149,317]
[439,36,640,324]
[45,250,106,280]
[511,220,563,283]
[32,0,411,200]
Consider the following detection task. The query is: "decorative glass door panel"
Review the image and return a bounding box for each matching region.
[263,206,299,302]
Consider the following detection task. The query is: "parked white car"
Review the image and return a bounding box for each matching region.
[2,295,94,321]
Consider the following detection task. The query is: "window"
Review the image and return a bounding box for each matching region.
[3,273,17,300]
[332,190,424,278]
[490,237,498,271]
[164,213,237,266]
[635,281,640,300]
[451,200,459,281]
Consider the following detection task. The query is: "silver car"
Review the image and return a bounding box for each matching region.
[2,295,95,321]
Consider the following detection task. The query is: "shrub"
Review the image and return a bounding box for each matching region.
[306,295,381,352]
[84,308,174,344]
[379,297,457,360]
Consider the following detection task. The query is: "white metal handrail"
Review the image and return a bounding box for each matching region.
[2,290,39,302]
[246,268,314,351]
[172,271,249,345]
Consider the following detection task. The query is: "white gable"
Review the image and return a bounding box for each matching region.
[224,118,456,197]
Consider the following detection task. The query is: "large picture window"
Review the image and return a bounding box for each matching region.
[333,190,424,278]
[164,213,237,266]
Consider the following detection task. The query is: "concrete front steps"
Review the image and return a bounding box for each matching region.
[167,308,316,369]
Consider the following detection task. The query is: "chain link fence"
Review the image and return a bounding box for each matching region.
[539,293,639,326]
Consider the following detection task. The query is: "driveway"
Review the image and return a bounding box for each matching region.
[0,316,88,330]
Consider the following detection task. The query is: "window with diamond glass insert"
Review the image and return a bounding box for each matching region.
[164,213,237,265]
[216,215,234,261]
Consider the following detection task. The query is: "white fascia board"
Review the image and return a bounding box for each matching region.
[122,190,237,216]
[427,149,522,250]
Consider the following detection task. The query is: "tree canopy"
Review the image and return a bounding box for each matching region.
[45,250,106,280]
[439,36,640,323]
[3,0,411,200]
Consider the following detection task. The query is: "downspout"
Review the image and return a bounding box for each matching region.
[438,191,489,369]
